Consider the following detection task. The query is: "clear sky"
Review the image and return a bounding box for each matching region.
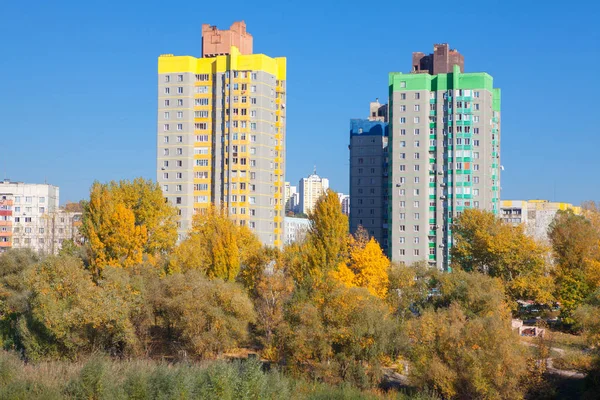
[1,0,598,205]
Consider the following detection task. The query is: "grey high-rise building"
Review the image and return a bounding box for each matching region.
[349,44,501,271]
[349,100,389,252]
[157,22,287,246]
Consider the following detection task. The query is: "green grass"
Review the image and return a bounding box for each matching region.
[0,351,439,400]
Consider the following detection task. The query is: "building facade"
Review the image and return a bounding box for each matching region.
[338,193,350,216]
[283,216,311,245]
[284,182,298,213]
[349,117,389,251]
[157,22,287,247]
[389,49,501,270]
[0,180,82,254]
[501,200,581,244]
[298,170,329,215]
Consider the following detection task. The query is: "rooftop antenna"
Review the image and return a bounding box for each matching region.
[313,165,317,175]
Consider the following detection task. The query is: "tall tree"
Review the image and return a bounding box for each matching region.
[289,189,348,288]
[549,209,600,322]
[452,209,553,304]
[169,206,261,281]
[81,178,177,273]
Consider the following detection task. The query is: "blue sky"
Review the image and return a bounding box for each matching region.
[1,0,598,205]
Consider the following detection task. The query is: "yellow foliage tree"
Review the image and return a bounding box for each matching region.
[81,178,178,274]
[452,208,553,304]
[169,206,261,281]
[347,238,390,298]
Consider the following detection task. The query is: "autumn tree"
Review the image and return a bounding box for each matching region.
[155,271,256,358]
[17,255,142,360]
[549,209,600,322]
[306,189,349,276]
[81,178,177,273]
[387,261,437,323]
[168,206,261,281]
[333,236,390,299]
[252,271,294,360]
[451,208,553,304]
[280,285,398,388]
[407,271,529,399]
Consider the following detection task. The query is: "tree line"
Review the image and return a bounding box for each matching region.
[1,178,600,399]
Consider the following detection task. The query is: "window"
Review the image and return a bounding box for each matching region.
[25,197,32,203]
[414,128,420,135]
[474,164,480,171]
[414,225,420,232]
[414,249,420,256]
[176,148,183,155]
[177,87,183,94]
[163,161,169,167]
[165,75,170,83]
[177,124,183,131]
[400,201,406,207]
[164,99,170,107]
[400,105,406,112]
[414,189,419,195]
[474,128,480,134]
[474,103,480,110]
[414,177,420,183]
[414,237,420,244]
[474,177,480,184]
[399,213,405,220]
[473,116,480,123]
[400,129,406,136]
[177,99,183,106]
[399,237,405,244]
[414,140,420,147]
[414,104,420,111]
[414,93,420,99]
[399,117,406,124]
[177,74,183,82]
[400,165,406,171]
[414,117,420,123]
[414,153,420,159]
[163,124,169,131]
[176,197,182,205]
[399,249,406,256]
[474,91,480,98]
[400,141,406,147]
[176,185,182,192]
[162,185,168,192]
[39,197,45,203]
[164,87,170,94]
[414,213,420,220]
[163,173,168,180]
[39,207,45,214]
[163,148,169,156]
[196,134,209,142]
[399,225,406,232]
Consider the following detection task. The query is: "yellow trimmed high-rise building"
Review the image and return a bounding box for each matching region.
[157,21,286,246]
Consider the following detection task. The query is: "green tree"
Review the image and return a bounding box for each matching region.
[452,209,553,304]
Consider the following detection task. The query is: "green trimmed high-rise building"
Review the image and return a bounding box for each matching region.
[387,44,501,271]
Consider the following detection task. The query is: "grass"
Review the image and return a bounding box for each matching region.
[0,351,439,400]
[552,351,594,373]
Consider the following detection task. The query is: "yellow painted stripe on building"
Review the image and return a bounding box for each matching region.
[159,46,286,80]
